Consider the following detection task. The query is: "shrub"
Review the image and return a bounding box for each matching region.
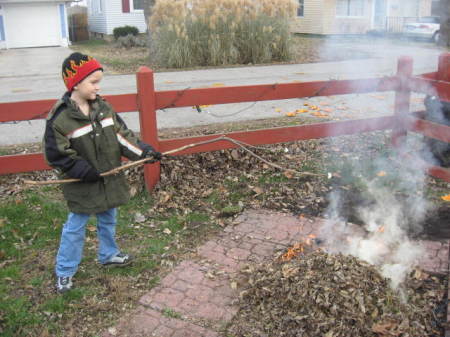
[113,25,139,40]
[150,0,298,68]
[116,34,148,48]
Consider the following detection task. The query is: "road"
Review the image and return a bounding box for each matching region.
[0,37,444,145]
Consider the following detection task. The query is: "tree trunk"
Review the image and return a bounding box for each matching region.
[142,0,156,62]
[440,0,450,47]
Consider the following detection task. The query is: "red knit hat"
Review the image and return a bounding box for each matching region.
[62,52,103,91]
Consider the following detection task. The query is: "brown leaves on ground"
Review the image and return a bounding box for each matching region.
[149,139,328,219]
[228,250,446,337]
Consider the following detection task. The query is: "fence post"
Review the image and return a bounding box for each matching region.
[391,56,413,147]
[437,53,450,101]
[136,66,160,191]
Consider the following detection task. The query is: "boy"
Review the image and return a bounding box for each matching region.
[43,52,161,293]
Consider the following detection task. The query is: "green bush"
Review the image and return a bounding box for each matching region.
[113,25,139,40]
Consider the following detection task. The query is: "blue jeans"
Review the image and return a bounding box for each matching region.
[55,208,120,277]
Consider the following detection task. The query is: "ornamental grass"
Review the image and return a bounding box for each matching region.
[150,0,298,68]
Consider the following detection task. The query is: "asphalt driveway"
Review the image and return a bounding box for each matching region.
[0,46,71,78]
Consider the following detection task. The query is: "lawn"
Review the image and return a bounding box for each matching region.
[69,34,372,74]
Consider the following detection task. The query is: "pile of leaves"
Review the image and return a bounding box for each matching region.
[228,250,446,337]
[152,140,328,219]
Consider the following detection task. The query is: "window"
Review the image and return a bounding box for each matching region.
[297,0,304,17]
[131,0,144,11]
[91,0,103,14]
[336,0,364,17]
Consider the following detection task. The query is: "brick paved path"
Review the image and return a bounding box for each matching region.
[102,209,450,337]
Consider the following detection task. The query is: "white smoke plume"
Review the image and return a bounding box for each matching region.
[313,28,443,292]
[319,136,431,292]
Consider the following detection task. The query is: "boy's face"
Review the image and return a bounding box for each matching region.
[74,70,103,101]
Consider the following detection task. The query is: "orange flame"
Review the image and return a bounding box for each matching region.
[281,242,304,261]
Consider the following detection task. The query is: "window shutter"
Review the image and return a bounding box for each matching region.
[122,0,130,13]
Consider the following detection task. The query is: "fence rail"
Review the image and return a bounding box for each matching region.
[1,55,449,187]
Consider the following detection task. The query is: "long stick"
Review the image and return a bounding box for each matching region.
[23,136,321,186]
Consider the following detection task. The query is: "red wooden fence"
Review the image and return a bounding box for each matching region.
[1,54,449,189]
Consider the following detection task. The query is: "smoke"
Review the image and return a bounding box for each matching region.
[319,135,431,293]
[310,28,444,293]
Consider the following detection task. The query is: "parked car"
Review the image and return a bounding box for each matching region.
[403,16,440,43]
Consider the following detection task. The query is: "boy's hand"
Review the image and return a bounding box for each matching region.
[144,150,162,161]
[140,142,162,161]
[83,167,103,182]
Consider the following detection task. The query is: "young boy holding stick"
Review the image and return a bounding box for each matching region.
[43,52,161,293]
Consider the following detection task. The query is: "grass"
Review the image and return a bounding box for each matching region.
[69,34,373,74]
[70,39,149,75]
[161,307,182,319]
[0,185,221,336]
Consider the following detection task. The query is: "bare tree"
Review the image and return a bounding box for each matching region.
[439,0,450,47]
[142,0,156,59]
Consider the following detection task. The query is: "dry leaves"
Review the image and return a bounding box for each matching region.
[229,250,445,337]
[377,171,387,177]
[150,139,328,219]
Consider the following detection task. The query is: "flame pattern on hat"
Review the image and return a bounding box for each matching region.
[62,52,103,91]
[62,56,93,87]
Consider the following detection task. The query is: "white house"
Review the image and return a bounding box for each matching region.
[87,0,147,36]
[0,0,71,49]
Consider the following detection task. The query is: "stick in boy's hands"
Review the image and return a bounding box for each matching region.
[139,141,162,161]
[23,155,161,186]
[24,135,322,187]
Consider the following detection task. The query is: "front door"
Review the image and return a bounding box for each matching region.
[373,0,387,29]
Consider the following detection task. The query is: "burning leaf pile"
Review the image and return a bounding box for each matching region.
[229,250,446,337]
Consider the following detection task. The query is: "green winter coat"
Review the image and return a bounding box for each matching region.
[44,93,149,214]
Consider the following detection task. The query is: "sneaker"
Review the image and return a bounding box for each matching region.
[103,252,133,267]
[56,276,73,293]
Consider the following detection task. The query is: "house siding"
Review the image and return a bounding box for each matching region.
[105,0,147,35]
[87,0,147,35]
[388,0,418,17]
[418,0,432,16]
[291,0,326,34]
[292,0,374,35]
[88,0,107,34]
[386,0,431,18]
[326,0,374,34]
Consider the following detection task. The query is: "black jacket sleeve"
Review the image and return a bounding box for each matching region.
[43,116,94,180]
